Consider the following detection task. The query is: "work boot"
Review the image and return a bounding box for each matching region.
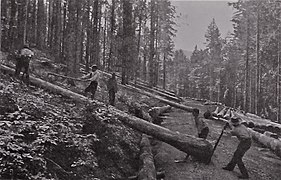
[222,167,233,171]
[238,175,249,179]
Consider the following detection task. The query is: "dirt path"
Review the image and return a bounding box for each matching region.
[155,99,281,180]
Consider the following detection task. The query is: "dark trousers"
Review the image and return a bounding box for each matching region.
[225,138,251,177]
[15,57,30,82]
[108,90,116,106]
[85,81,98,99]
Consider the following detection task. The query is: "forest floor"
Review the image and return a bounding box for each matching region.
[1,50,281,180]
[155,99,281,180]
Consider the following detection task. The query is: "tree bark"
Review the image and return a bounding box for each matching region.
[138,134,157,180]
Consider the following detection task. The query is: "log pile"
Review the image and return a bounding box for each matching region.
[148,105,172,125]
[208,106,281,136]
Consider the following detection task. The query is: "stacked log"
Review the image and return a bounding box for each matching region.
[148,105,172,125]
[217,107,227,118]
[208,106,281,137]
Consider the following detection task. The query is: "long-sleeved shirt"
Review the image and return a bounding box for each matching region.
[82,70,100,82]
[230,124,252,141]
[107,77,118,92]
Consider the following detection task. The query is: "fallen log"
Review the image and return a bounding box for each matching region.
[115,110,213,163]
[1,65,213,164]
[148,105,172,125]
[47,72,87,82]
[249,129,281,158]
[132,83,181,102]
[122,84,195,113]
[217,107,227,118]
[138,134,156,180]
[223,109,232,120]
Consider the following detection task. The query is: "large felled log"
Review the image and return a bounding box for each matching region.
[138,134,157,180]
[122,84,194,113]
[249,129,281,158]
[115,110,213,163]
[47,72,86,82]
[1,64,213,163]
[1,65,90,104]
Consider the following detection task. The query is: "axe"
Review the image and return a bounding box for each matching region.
[207,123,228,164]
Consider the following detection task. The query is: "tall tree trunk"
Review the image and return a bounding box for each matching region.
[92,0,100,66]
[276,40,281,123]
[36,0,45,49]
[61,1,67,63]
[9,0,17,50]
[17,0,26,47]
[108,0,115,71]
[244,16,250,113]
[0,0,1,51]
[66,0,78,77]
[255,6,261,115]
[149,0,156,87]
[163,52,167,89]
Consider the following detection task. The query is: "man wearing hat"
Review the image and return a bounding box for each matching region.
[222,117,252,179]
[14,44,34,83]
[81,65,100,99]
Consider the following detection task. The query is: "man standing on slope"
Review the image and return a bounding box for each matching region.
[222,117,252,179]
[107,73,118,106]
[81,65,100,99]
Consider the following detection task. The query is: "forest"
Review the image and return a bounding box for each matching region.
[0,0,280,122]
[1,0,281,179]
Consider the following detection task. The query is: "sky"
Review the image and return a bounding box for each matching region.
[171,1,236,51]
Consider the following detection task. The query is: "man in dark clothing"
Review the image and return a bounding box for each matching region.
[81,65,100,99]
[14,45,34,83]
[222,117,252,179]
[107,73,118,106]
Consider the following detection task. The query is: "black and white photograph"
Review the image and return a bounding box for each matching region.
[0,0,281,179]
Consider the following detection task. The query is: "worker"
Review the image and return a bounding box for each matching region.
[81,65,100,99]
[107,73,118,106]
[222,117,252,179]
[14,44,34,83]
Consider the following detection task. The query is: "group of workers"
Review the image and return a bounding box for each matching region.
[13,44,252,179]
[13,44,118,106]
